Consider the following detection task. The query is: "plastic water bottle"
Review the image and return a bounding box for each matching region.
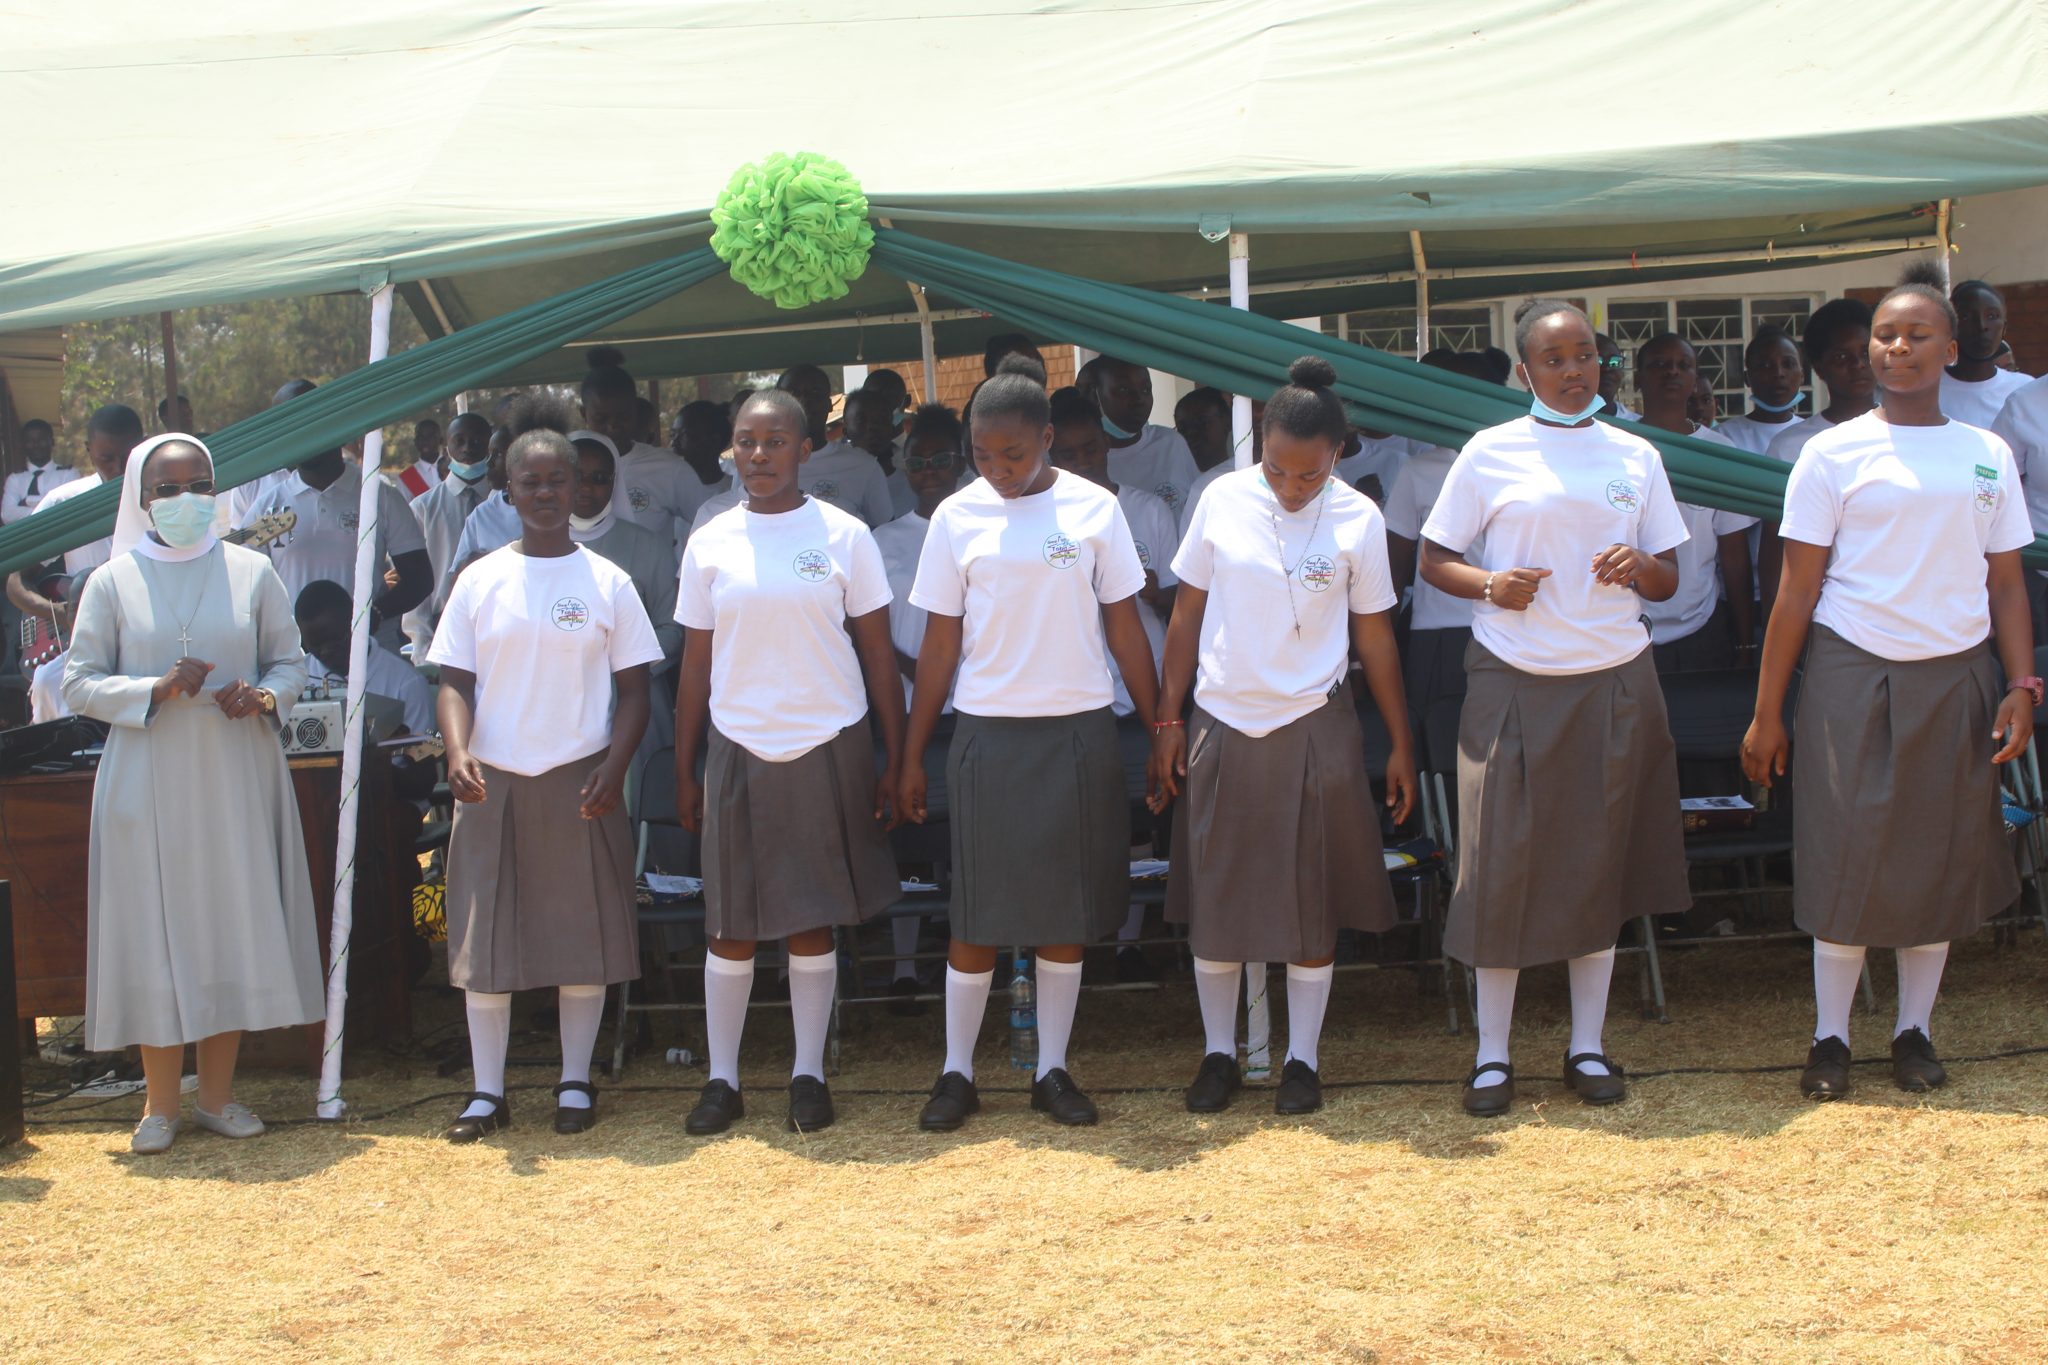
[1008,951,1037,1071]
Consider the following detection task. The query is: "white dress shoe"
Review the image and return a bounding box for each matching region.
[191,1102,265,1139]
[130,1114,180,1154]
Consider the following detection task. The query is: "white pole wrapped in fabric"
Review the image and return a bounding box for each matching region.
[1228,232,1253,469]
[316,283,395,1120]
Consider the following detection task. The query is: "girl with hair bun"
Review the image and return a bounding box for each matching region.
[1154,356,1417,1116]
[1745,264,2035,1100]
[898,367,1169,1131]
[1419,299,1692,1118]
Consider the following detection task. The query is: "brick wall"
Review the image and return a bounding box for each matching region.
[1848,277,2048,375]
[870,347,1079,415]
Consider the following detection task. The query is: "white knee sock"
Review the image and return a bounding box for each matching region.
[1033,957,1085,1081]
[1894,941,1950,1039]
[463,990,512,1118]
[1244,964,1272,1075]
[1192,957,1241,1057]
[704,953,756,1089]
[1566,948,1617,1076]
[943,966,994,1081]
[891,917,921,981]
[1117,903,1146,942]
[555,984,606,1106]
[787,948,837,1082]
[1285,962,1335,1072]
[1813,939,1866,1046]
[1474,967,1518,1073]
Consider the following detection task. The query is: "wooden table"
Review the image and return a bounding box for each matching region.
[1,750,418,1061]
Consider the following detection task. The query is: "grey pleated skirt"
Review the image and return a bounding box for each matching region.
[703,721,898,939]
[1165,685,1396,962]
[947,708,1129,945]
[1445,642,1690,969]
[1403,625,1473,726]
[1793,626,2017,947]
[446,752,640,992]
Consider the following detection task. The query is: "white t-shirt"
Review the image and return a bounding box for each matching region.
[1781,412,2032,662]
[1383,445,1473,631]
[29,474,113,575]
[885,467,915,521]
[1988,375,2048,569]
[1185,461,1231,518]
[1714,412,1802,457]
[243,464,426,613]
[1940,368,2032,430]
[427,545,664,776]
[1336,434,1423,502]
[1422,416,1689,676]
[309,639,439,736]
[1109,484,1180,716]
[2,462,77,525]
[676,498,892,763]
[1638,425,1757,645]
[1763,414,1836,466]
[688,486,745,541]
[909,469,1147,718]
[612,441,721,551]
[874,511,952,713]
[1173,468,1397,738]
[799,439,895,528]
[1107,425,1203,527]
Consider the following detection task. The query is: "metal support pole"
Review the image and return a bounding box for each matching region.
[316,283,395,1120]
[1409,231,1431,359]
[1936,199,1954,292]
[910,283,939,403]
[1228,233,1252,469]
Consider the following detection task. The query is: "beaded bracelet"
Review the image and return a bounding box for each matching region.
[1152,719,1185,732]
[1483,571,1497,604]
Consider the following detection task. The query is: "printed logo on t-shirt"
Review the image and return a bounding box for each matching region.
[629,485,652,512]
[1604,480,1641,514]
[340,510,359,530]
[1134,539,1152,568]
[551,597,590,631]
[812,478,841,503]
[1156,483,1184,513]
[1299,554,1337,592]
[793,549,831,581]
[1975,464,2001,515]
[1042,532,1081,569]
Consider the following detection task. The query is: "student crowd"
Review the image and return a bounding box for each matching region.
[16,266,2048,1153]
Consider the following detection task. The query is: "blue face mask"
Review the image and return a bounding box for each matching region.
[889,405,906,432]
[1101,414,1140,441]
[1749,390,1804,413]
[448,456,491,484]
[1527,390,1606,426]
[148,492,217,548]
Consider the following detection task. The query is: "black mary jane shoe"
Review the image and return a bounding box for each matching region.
[1799,1035,1853,1101]
[1030,1067,1100,1126]
[1184,1051,1242,1113]
[787,1075,835,1132]
[889,976,927,1018]
[918,1071,981,1132]
[553,1081,598,1135]
[442,1092,512,1144]
[1274,1059,1323,1115]
[1563,1052,1628,1106]
[1461,1062,1514,1118]
[1891,1027,1948,1093]
[685,1079,745,1136]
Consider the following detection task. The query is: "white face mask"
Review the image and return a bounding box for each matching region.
[569,511,608,532]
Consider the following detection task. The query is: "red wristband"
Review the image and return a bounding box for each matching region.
[1152,719,1184,731]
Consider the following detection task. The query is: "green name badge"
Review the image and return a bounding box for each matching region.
[1977,464,1999,479]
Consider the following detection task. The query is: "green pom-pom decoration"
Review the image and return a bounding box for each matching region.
[709,152,874,310]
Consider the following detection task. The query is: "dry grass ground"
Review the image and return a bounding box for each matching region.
[9,932,2048,1363]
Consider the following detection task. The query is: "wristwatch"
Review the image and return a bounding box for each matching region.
[2008,676,2044,708]
[256,688,278,716]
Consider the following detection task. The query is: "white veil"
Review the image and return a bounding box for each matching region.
[112,432,234,559]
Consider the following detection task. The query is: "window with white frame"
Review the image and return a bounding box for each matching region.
[1605,296,1817,414]
[1322,305,1496,357]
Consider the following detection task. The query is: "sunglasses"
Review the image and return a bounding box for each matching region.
[150,479,215,499]
[581,469,615,486]
[1598,355,1626,370]
[903,452,959,472]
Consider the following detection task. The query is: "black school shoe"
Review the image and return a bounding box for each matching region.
[787,1075,835,1132]
[685,1079,745,1135]
[1562,1052,1627,1106]
[1800,1035,1853,1100]
[1274,1059,1323,1115]
[1184,1051,1241,1113]
[442,1092,511,1143]
[1891,1028,1948,1093]
[553,1081,598,1135]
[918,1071,980,1131]
[1462,1062,1514,1117]
[889,976,927,1017]
[1030,1068,1100,1126]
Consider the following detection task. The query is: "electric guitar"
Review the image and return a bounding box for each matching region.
[18,509,298,675]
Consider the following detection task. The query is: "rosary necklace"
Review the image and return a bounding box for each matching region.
[1268,483,1330,638]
